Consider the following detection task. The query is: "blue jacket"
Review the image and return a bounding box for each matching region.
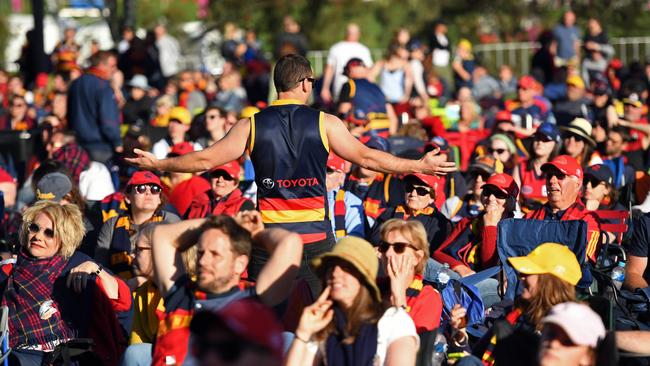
[67,73,122,153]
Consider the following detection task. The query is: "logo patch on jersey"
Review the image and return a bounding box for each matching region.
[276,177,319,188]
[262,178,275,189]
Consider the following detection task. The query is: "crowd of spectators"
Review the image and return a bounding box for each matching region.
[0,9,650,366]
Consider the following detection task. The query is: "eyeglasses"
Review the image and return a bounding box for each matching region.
[133,184,162,195]
[301,77,315,84]
[194,339,265,362]
[28,222,55,239]
[488,148,507,155]
[378,241,418,254]
[211,171,235,181]
[405,183,430,196]
[481,187,508,200]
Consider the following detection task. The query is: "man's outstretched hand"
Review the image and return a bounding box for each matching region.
[124,148,159,171]
[420,148,457,176]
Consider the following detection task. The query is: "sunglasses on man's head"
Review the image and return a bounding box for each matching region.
[488,148,507,155]
[28,222,54,239]
[378,241,418,254]
[404,183,430,196]
[133,184,162,195]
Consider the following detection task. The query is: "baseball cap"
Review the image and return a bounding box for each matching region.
[481,173,519,197]
[591,80,609,96]
[508,242,582,285]
[541,155,583,179]
[326,152,346,172]
[566,75,585,89]
[127,171,162,187]
[542,302,606,348]
[312,236,381,302]
[534,122,561,143]
[495,110,513,124]
[425,136,449,154]
[362,135,390,152]
[405,173,438,190]
[343,58,365,76]
[584,164,614,186]
[36,172,72,202]
[210,161,241,180]
[623,93,643,108]
[469,156,504,175]
[168,142,194,157]
[518,75,537,90]
[190,298,284,362]
[168,106,192,125]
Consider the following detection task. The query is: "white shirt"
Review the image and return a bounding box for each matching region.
[156,34,181,78]
[79,161,115,201]
[327,41,373,101]
[152,139,203,160]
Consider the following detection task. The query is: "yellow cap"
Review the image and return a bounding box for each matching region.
[507,242,582,285]
[312,236,380,302]
[168,106,192,125]
[458,39,472,52]
[240,106,260,119]
[566,75,585,89]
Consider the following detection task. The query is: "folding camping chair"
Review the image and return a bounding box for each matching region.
[0,306,10,365]
[593,209,630,272]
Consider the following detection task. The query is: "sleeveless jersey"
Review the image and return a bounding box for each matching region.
[249,99,333,244]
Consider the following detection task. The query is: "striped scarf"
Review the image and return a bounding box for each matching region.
[2,251,74,350]
[109,211,164,279]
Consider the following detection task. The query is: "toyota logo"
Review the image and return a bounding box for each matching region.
[262,178,275,189]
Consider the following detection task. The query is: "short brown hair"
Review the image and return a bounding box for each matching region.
[273,54,313,92]
[20,201,86,258]
[379,219,429,274]
[198,215,252,257]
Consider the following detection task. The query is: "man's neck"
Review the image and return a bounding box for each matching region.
[277,92,307,104]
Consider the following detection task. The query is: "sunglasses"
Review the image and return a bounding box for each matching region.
[28,222,55,239]
[546,170,567,181]
[133,184,162,195]
[195,339,266,362]
[211,171,235,181]
[471,171,490,182]
[378,241,418,254]
[488,148,507,155]
[301,77,315,84]
[405,183,430,196]
[326,168,336,175]
[585,177,605,188]
[481,187,508,200]
[562,133,586,143]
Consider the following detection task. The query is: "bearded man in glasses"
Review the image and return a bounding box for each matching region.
[525,155,602,263]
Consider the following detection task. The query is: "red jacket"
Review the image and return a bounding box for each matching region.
[525,200,601,263]
[184,188,254,218]
[433,217,499,270]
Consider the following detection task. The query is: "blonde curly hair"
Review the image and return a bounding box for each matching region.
[20,201,86,258]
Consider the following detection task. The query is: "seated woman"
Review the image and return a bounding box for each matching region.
[3,201,131,365]
[368,173,451,251]
[285,236,419,366]
[378,219,443,333]
[95,171,180,280]
[452,243,580,366]
[434,173,518,276]
[583,164,624,212]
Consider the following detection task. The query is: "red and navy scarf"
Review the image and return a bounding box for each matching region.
[109,211,164,279]
[2,251,74,350]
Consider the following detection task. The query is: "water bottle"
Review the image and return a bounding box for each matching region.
[610,261,625,290]
[430,332,448,366]
[437,263,452,287]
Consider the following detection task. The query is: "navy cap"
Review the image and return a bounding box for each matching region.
[425,136,449,153]
[534,122,561,143]
[584,164,614,186]
[363,135,390,152]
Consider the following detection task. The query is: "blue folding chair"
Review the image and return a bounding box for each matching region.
[496,218,590,300]
[0,306,10,365]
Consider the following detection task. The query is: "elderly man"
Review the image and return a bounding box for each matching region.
[184,160,255,218]
[325,152,365,239]
[525,155,601,262]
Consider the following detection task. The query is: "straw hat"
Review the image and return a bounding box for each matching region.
[560,118,596,147]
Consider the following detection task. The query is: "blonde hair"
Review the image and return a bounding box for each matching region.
[379,219,429,274]
[517,273,576,330]
[21,201,85,258]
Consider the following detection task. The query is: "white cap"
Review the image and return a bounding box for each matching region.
[542,302,606,348]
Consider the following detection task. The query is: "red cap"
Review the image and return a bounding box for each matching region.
[168,142,194,157]
[190,298,284,362]
[127,171,162,187]
[518,75,536,90]
[481,173,519,197]
[326,152,346,172]
[406,173,438,189]
[36,73,49,88]
[541,155,583,179]
[495,110,513,123]
[210,160,241,180]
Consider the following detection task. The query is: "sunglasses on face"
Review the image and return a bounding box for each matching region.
[405,183,430,196]
[471,171,490,182]
[133,184,162,195]
[481,187,508,200]
[28,222,54,239]
[585,177,605,188]
[489,148,507,155]
[378,241,418,254]
[301,77,315,84]
[211,171,235,181]
[546,170,567,181]
[563,133,585,143]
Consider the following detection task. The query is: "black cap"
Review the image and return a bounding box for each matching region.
[584,164,614,186]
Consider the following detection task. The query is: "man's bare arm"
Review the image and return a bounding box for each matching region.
[616,331,650,354]
[325,114,456,176]
[624,255,649,291]
[126,118,251,173]
[254,228,303,306]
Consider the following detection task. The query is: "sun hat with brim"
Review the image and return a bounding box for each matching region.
[312,236,381,302]
[541,302,606,348]
[128,74,151,90]
[560,118,596,147]
[507,242,582,285]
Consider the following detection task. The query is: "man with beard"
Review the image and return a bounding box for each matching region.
[525,155,601,263]
[148,212,302,366]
